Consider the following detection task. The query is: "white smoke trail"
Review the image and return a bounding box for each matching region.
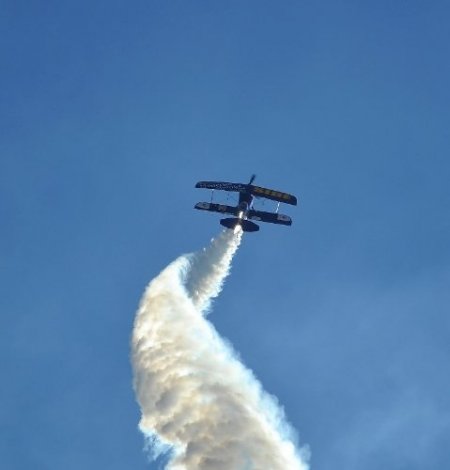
[131,229,309,470]
[184,230,242,313]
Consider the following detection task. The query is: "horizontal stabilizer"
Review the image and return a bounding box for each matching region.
[220,218,259,233]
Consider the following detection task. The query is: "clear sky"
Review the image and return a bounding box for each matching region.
[2,1,449,469]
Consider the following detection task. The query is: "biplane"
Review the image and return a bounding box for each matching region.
[194,175,297,232]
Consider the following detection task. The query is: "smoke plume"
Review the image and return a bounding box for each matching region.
[131,229,309,469]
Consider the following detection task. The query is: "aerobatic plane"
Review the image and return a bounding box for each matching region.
[194,175,297,232]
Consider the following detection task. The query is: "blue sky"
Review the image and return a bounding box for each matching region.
[2,1,449,469]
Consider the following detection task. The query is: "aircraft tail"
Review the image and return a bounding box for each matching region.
[220,217,259,232]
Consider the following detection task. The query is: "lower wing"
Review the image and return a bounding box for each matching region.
[194,202,239,216]
[247,209,292,226]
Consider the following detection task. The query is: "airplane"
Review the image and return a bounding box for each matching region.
[194,175,297,232]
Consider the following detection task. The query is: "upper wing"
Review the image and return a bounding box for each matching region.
[195,181,249,193]
[249,185,297,205]
[247,209,292,226]
[195,180,298,205]
[194,202,239,216]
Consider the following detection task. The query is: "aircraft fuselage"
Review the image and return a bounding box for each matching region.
[236,175,256,217]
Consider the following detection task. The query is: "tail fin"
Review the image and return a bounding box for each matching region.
[249,174,256,185]
[220,218,259,233]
